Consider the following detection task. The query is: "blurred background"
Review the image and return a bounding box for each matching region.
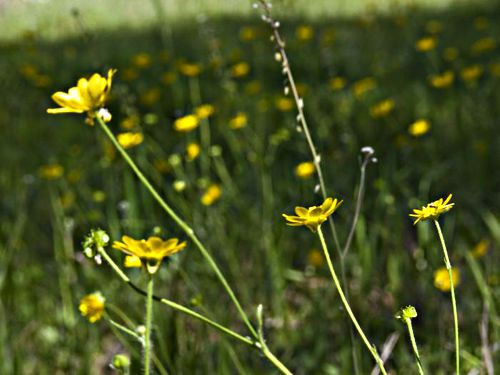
[1,0,499,373]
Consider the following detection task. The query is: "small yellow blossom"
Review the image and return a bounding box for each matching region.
[132,53,152,68]
[308,249,324,267]
[443,47,459,61]
[370,98,395,118]
[415,36,437,52]
[429,71,454,89]
[47,69,115,124]
[409,194,454,224]
[117,132,144,149]
[195,104,215,119]
[39,164,64,180]
[179,62,202,77]
[296,25,314,41]
[201,184,222,206]
[186,142,201,161]
[352,77,376,98]
[231,62,250,78]
[395,305,418,322]
[295,161,316,179]
[79,292,105,323]
[275,97,294,112]
[113,235,187,274]
[471,37,496,55]
[408,119,430,137]
[174,115,199,132]
[120,115,140,130]
[329,77,346,91]
[471,239,490,258]
[229,112,247,129]
[461,65,483,82]
[434,267,460,292]
[239,26,256,41]
[283,197,343,232]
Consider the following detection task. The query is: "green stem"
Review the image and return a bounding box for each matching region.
[144,276,154,375]
[317,227,388,375]
[434,220,460,375]
[96,115,257,339]
[405,319,425,375]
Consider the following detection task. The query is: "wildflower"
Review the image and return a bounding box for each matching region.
[395,305,418,322]
[295,161,316,179]
[429,71,454,89]
[173,180,187,192]
[329,77,346,91]
[132,53,152,68]
[179,62,202,77]
[186,142,201,161]
[352,77,376,98]
[117,132,144,149]
[231,62,250,78]
[47,69,115,124]
[195,104,215,119]
[415,36,437,52]
[201,184,221,206]
[308,249,324,267]
[434,267,460,292]
[229,112,247,129]
[111,354,131,372]
[443,47,458,61]
[124,255,142,268]
[461,65,483,82]
[275,97,294,111]
[471,37,496,55]
[79,292,106,323]
[120,115,140,130]
[283,197,343,232]
[39,164,64,180]
[296,25,314,41]
[239,26,256,41]
[174,114,199,132]
[370,98,395,118]
[409,194,454,224]
[113,235,187,274]
[408,119,430,137]
[471,239,490,258]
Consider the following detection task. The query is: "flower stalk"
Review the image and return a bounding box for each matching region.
[144,275,154,375]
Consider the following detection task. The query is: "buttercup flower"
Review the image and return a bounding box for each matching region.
[429,71,454,89]
[370,98,395,118]
[174,114,199,132]
[186,142,201,161]
[231,62,250,78]
[195,104,215,119]
[409,194,454,224]
[434,266,460,292]
[415,36,437,52]
[79,292,106,323]
[47,69,115,124]
[295,161,316,179]
[39,164,64,180]
[283,197,343,232]
[408,119,430,137]
[201,184,222,206]
[117,132,144,149]
[113,235,187,274]
[229,112,247,129]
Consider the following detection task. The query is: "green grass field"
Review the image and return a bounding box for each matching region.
[1,0,500,374]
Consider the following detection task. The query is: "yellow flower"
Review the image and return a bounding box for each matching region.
[132,53,152,68]
[39,164,64,180]
[174,114,199,132]
[117,132,144,149]
[461,65,483,82]
[195,104,215,119]
[47,69,115,124]
[415,36,437,52]
[239,26,256,41]
[179,62,202,77]
[308,249,324,267]
[113,235,187,274]
[229,112,247,129]
[429,71,454,89]
[283,197,343,232]
[434,267,460,292]
[408,119,430,137]
[295,161,316,179]
[124,255,142,268]
[473,16,489,30]
[370,98,395,118]
[470,37,496,55]
[186,142,201,161]
[471,239,490,258]
[352,77,376,98]
[409,194,454,224]
[296,25,314,41]
[79,292,105,323]
[231,62,250,78]
[329,77,346,91]
[201,184,222,206]
[275,97,294,112]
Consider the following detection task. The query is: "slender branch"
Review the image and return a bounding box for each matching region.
[405,319,425,375]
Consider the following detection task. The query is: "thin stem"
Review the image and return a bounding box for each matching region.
[107,316,142,342]
[317,227,388,375]
[405,319,425,375]
[434,220,460,375]
[144,276,154,375]
[96,115,257,339]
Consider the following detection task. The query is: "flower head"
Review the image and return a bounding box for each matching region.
[395,305,418,322]
[117,132,144,149]
[174,114,199,132]
[79,292,106,323]
[295,161,316,179]
[283,197,343,232]
[434,266,460,292]
[409,194,454,224]
[201,184,222,206]
[47,69,115,124]
[113,235,187,274]
[408,119,430,137]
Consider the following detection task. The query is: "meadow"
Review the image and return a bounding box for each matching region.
[1,0,500,373]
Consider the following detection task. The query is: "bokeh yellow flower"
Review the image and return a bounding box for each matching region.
[231,62,250,78]
[229,112,247,129]
[39,164,64,180]
[471,239,490,258]
[283,197,343,232]
[415,36,437,52]
[132,53,152,68]
[79,292,105,323]
[113,235,187,274]
[370,98,395,118]
[409,194,454,224]
[186,142,201,161]
[296,25,314,41]
[429,71,454,89]
[174,115,199,132]
[308,248,324,267]
[195,104,215,119]
[295,161,316,179]
[275,97,294,112]
[124,255,142,268]
[470,37,496,55]
[329,77,346,91]
[201,184,222,206]
[434,267,460,292]
[461,65,483,82]
[239,26,256,41]
[408,119,430,137]
[117,132,144,149]
[179,62,202,77]
[352,77,376,98]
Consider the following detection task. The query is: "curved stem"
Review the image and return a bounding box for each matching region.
[434,220,460,375]
[144,275,154,375]
[95,115,257,339]
[405,319,425,375]
[317,227,388,375]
